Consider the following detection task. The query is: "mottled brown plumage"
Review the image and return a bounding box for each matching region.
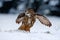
[16,8,52,32]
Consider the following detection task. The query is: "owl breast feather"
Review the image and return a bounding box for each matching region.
[22,16,35,25]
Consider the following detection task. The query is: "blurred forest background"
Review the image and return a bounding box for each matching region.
[0,0,60,16]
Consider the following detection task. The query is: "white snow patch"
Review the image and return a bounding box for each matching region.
[0,14,60,40]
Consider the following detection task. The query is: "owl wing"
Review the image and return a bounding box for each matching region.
[35,14,52,27]
[16,13,25,24]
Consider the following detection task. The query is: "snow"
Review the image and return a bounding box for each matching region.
[0,14,60,40]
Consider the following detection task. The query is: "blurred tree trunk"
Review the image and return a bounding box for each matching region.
[32,0,43,12]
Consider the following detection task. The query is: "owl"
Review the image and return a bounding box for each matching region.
[16,8,52,32]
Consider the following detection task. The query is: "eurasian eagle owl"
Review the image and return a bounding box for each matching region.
[16,8,52,32]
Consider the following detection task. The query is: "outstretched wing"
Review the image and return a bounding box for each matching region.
[16,13,25,24]
[36,14,52,27]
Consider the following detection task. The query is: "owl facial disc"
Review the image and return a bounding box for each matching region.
[25,11,31,17]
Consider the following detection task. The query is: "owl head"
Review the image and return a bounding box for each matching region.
[25,8,35,17]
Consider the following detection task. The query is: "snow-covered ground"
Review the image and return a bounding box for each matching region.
[0,14,60,40]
